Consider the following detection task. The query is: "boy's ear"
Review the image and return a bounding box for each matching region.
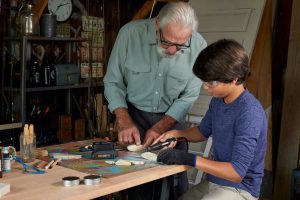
[232,79,238,85]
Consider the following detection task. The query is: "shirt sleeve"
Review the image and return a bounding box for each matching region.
[104,26,129,112]
[166,76,202,122]
[231,107,265,178]
[198,99,213,138]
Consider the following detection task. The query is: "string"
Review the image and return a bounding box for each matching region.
[14,157,45,174]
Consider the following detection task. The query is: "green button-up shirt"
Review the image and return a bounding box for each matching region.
[104,19,207,122]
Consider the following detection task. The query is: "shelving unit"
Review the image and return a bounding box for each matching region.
[20,36,95,125]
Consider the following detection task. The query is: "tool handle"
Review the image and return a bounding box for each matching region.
[147,137,177,152]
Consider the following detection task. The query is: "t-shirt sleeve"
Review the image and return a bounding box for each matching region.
[231,106,265,178]
[198,99,213,138]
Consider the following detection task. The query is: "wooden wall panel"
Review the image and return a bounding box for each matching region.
[274,0,300,198]
[246,0,272,171]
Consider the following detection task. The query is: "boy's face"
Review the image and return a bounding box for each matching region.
[203,81,237,99]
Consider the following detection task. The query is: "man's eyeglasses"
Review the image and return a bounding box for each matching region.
[203,81,220,88]
[159,29,191,51]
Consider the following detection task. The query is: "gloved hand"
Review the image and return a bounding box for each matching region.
[157,148,196,167]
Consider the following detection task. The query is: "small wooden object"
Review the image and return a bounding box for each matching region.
[45,160,55,170]
[57,115,72,142]
[50,159,61,169]
[74,119,85,140]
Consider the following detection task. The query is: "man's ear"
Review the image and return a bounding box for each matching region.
[155,17,159,31]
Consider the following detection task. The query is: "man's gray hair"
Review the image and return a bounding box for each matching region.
[158,2,198,31]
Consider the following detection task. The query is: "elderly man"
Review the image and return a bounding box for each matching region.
[104,1,206,199]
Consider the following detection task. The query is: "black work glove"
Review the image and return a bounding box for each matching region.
[157,148,196,167]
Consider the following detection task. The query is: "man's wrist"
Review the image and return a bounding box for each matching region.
[114,107,134,130]
[151,115,177,134]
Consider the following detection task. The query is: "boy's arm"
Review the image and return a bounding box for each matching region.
[157,149,242,183]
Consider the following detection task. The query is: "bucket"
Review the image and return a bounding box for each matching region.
[40,13,57,37]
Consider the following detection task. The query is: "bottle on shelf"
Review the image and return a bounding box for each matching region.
[43,54,53,86]
[29,55,42,87]
[20,4,39,36]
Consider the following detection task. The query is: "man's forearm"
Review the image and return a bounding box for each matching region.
[151,115,177,134]
[114,107,134,131]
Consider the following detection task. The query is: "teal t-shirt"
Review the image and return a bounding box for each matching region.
[104,18,207,122]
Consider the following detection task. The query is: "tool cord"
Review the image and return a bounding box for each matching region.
[14,157,45,174]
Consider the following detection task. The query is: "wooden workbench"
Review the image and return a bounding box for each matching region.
[1,141,190,200]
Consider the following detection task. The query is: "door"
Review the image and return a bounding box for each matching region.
[188,0,266,118]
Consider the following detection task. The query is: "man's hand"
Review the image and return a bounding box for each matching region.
[157,148,196,167]
[143,115,177,148]
[143,128,161,148]
[115,108,141,145]
[118,126,140,145]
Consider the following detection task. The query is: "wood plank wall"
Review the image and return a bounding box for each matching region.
[246,0,273,171]
[274,0,300,198]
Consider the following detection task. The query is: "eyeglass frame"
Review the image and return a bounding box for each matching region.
[203,81,221,88]
[158,29,192,51]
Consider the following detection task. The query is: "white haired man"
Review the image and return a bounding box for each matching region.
[104,2,207,199]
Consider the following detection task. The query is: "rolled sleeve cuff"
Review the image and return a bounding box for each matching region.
[231,161,247,179]
[166,103,190,123]
[107,99,128,113]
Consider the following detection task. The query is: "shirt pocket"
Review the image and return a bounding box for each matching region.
[165,71,188,98]
[124,60,152,90]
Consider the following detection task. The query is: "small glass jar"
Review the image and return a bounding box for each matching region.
[20,132,36,163]
[20,4,39,36]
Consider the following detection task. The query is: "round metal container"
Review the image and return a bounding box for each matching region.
[83,175,101,185]
[62,176,80,187]
[40,13,57,37]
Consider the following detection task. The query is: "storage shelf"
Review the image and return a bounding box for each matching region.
[0,122,22,131]
[24,36,90,42]
[26,82,103,92]
[3,82,103,92]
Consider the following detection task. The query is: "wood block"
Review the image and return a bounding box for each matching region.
[0,183,10,198]
[75,119,85,140]
[57,115,72,142]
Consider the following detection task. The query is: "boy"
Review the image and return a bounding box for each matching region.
[155,39,267,199]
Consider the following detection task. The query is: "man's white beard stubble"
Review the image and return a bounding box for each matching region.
[156,46,180,58]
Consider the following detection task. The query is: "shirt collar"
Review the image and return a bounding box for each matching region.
[147,18,157,45]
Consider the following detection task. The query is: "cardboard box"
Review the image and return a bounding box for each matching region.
[80,47,103,62]
[82,16,104,32]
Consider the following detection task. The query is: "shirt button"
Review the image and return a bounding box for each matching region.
[158,73,162,77]
[155,91,158,95]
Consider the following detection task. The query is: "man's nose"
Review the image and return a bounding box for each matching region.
[166,46,177,55]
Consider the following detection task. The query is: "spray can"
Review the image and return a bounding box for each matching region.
[3,147,11,172]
